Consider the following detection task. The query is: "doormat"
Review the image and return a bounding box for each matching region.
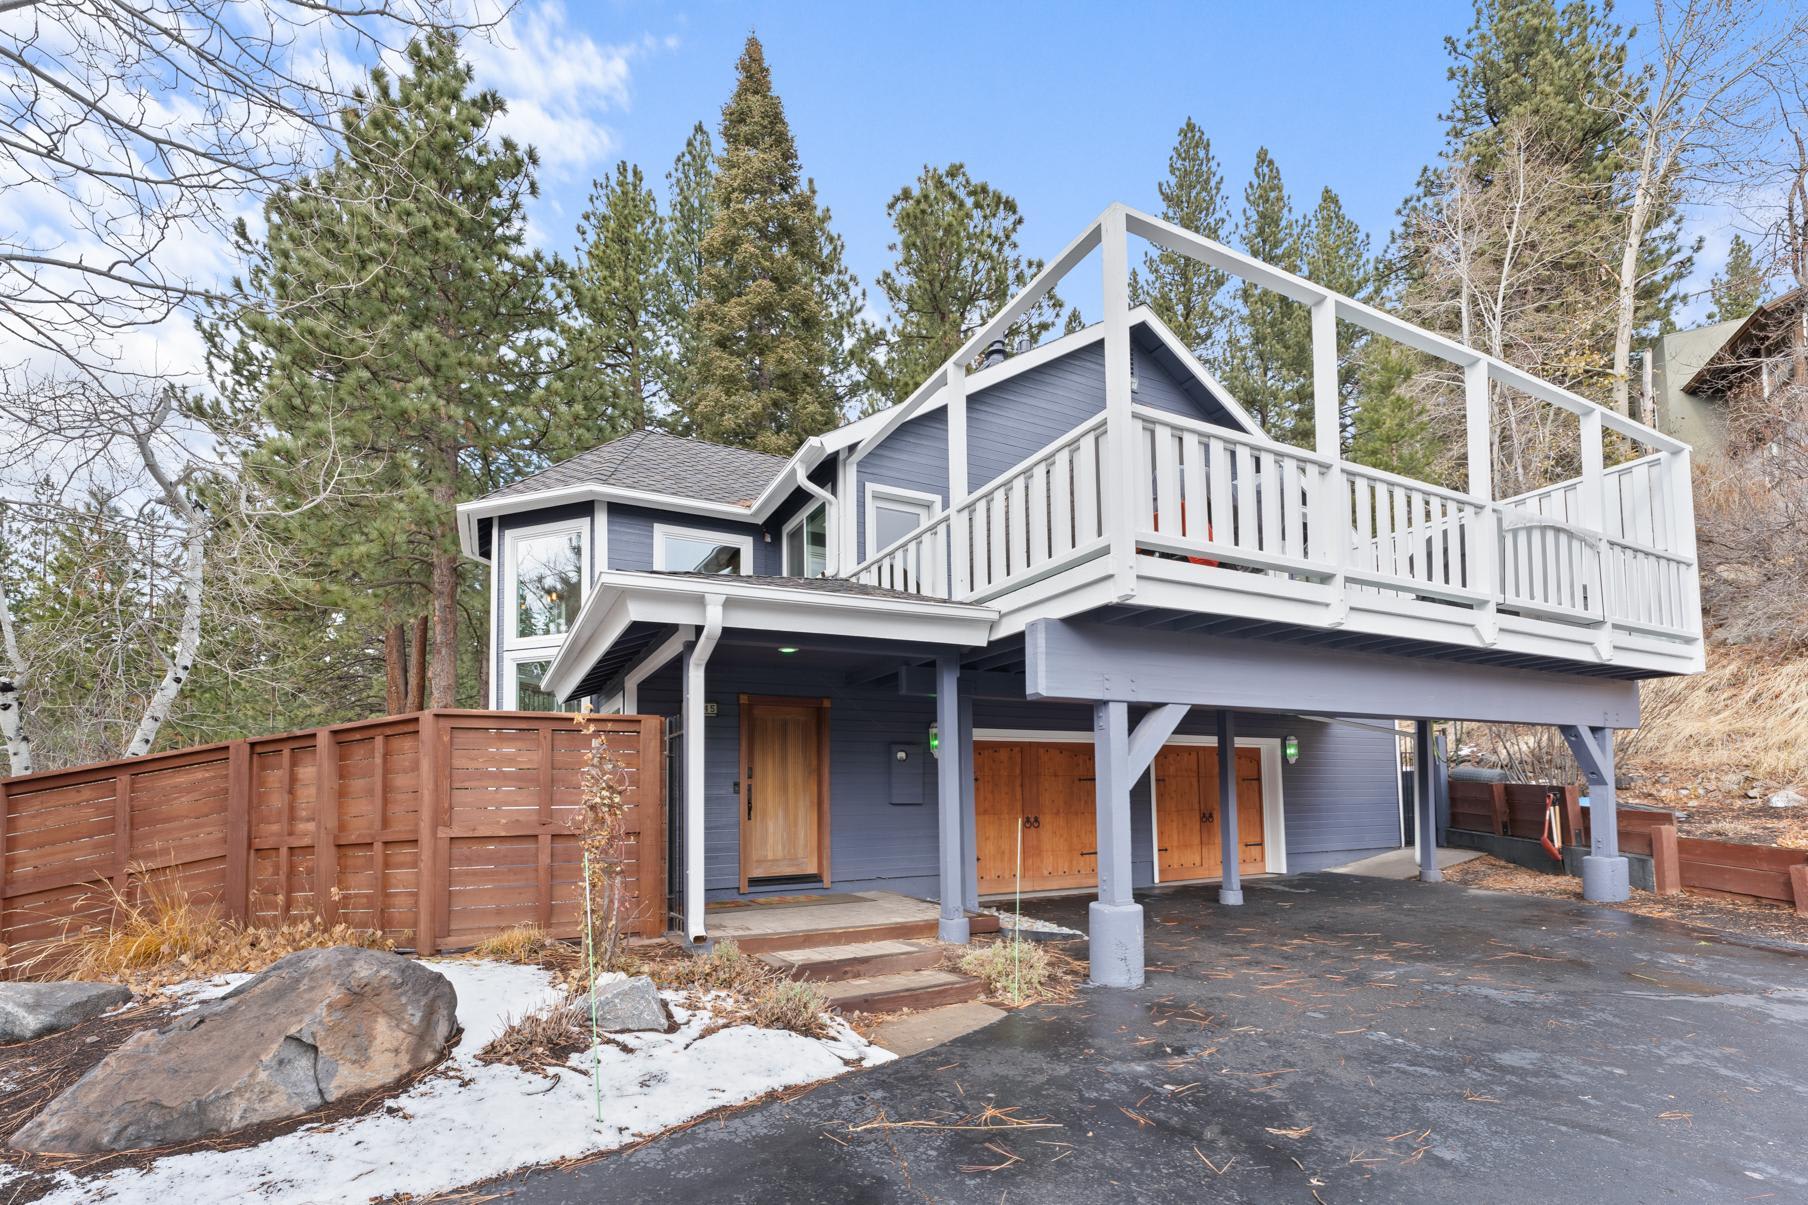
[706,893,866,912]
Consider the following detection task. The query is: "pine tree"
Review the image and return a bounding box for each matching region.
[684,35,855,453]
[562,160,664,439]
[1224,148,1313,444]
[1131,118,1229,359]
[862,163,1062,409]
[206,33,557,708]
[1299,187,1372,450]
[1351,343,1445,483]
[659,122,716,420]
[1708,234,1764,322]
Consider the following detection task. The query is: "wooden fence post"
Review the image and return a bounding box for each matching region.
[0,778,9,947]
[315,729,339,926]
[640,714,666,938]
[1790,863,1808,918]
[1651,823,1682,896]
[112,770,133,898]
[414,712,440,955]
[1561,785,1584,848]
[1488,782,1508,835]
[535,721,554,932]
[225,741,252,921]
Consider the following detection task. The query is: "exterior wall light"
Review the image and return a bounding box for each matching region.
[776,646,798,655]
[928,723,940,759]
[1284,734,1300,764]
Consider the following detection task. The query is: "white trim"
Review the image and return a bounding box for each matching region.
[500,515,592,654]
[863,484,941,563]
[971,728,1288,877]
[652,523,755,575]
[592,500,609,576]
[486,554,500,708]
[623,625,694,712]
[781,498,829,577]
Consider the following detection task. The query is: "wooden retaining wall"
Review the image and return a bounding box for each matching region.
[0,710,665,957]
[1448,780,1805,913]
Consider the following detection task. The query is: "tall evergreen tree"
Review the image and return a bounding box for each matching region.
[862,163,1062,410]
[206,34,557,708]
[659,122,716,420]
[1131,118,1230,359]
[562,160,664,439]
[684,35,857,453]
[1708,234,1765,323]
[1223,148,1312,444]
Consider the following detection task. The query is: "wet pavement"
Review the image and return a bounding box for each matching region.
[475,873,1808,1203]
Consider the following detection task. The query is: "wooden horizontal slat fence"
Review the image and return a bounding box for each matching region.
[0,710,664,960]
[1448,781,1806,913]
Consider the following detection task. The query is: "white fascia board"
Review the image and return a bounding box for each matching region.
[544,570,998,699]
[457,485,760,566]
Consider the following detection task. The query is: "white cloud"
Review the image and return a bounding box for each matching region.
[465,3,672,177]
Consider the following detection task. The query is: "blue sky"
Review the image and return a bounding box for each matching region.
[492,1,1469,307]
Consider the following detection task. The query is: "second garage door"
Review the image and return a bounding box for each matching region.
[974,739,1269,895]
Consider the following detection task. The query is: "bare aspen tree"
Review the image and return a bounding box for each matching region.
[1608,0,1808,420]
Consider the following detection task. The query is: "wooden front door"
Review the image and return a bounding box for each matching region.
[975,741,1099,894]
[1154,745,1266,881]
[739,696,830,888]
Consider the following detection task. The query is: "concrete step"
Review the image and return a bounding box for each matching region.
[820,968,986,1015]
[759,939,944,983]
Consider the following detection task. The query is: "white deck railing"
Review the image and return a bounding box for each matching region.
[849,405,1700,649]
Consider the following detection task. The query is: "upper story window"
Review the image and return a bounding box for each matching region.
[783,502,828,578]
[866,485,939,558]
[654,523,754,575]
[509,525,584,640]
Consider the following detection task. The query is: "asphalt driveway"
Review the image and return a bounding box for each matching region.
[476,873,1808,1203]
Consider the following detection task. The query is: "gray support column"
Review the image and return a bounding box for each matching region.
[935,653,970,944]
[958,687,979,913]
[1562,724,1629,902]
[1415,719,1442,883]
[1216,710,1243,905]
[1090,700,1144,988]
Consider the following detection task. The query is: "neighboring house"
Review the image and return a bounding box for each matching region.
[1640,317,1744,453]
[457,204,1704,988]
[1666,287,1806,452]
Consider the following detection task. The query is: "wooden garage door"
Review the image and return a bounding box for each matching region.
[975,740,1269,895]
[1154,745,1265,882]
[975,741,1098,894]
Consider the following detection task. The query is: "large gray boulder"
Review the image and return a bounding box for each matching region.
[590,974,669,1033]
[0,982,132,1043]
[10,947,456,1154]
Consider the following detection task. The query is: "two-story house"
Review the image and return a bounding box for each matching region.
[457,205,1703,987]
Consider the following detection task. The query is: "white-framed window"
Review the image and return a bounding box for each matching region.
[502,518,589,648]
[865,484,939,558]
[782,501,829,577]
[502,650,576,712]
[653,523,755,575]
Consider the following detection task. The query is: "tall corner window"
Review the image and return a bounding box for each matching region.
[783,502,829,578]
[867,486,937,558]
[513,528,584,639]
[511,658,560,711]
[654,525,753,575]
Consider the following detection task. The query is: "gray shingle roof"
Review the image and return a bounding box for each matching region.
[481,429,790,506]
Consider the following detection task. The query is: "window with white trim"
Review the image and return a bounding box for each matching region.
[502,652,575,712]
[653,524,754,575]
[502,519,589,649]
[783,501,828,577]
[866,485,938,558]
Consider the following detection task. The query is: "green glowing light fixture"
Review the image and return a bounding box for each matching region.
[1284,734,1300,764]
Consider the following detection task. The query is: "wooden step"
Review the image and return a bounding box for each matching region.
[726,911,1000,956]
[759,939,944,983]
[820,969,986,1015]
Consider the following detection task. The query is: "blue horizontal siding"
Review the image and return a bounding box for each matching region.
[606,502,779,575]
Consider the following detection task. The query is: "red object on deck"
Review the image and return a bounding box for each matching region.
[1540,791,1564,861]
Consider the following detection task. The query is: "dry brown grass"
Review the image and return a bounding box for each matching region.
[468,924,579,969]
[744,979,830,1037]
[1635,645,1808,788]
[956,937,1081,1007]
[476,992,591,1073]
[5,876,391,992]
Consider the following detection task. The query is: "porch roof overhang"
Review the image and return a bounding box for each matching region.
[543,571,998,702]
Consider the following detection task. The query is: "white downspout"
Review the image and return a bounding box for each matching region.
[684,595,725,942]
[793,451,838,575]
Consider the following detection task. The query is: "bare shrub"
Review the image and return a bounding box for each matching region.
[477,992,590,1073]
[957,937,1080,1006]
[744,980,830,1038]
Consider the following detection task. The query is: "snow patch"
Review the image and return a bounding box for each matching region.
[10,959,890,1204]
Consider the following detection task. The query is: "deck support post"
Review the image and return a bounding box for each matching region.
[1561,724,1628,901]
[935,653,970,944]
[1090,699,1143,988]
[1415,719,1442,883]
[958,685,979,914]
[1216,710,1243,905]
